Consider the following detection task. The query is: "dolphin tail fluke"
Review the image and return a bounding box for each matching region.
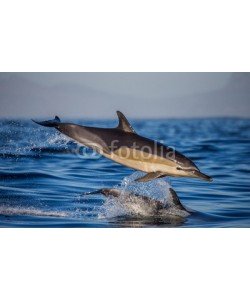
[32,116,61,127]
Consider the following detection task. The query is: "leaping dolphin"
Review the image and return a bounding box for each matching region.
[33,111,212,182]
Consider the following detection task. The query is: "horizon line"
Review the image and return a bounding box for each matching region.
[0,115,249,121]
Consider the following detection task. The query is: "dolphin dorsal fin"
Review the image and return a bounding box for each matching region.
[116,111,135,133]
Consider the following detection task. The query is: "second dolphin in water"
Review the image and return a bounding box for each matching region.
[33,111,212,182]
[85,187,190,219]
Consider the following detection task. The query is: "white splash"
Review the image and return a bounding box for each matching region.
[0,206,69,217]
[120,171,171,205]
[98,171,173,219]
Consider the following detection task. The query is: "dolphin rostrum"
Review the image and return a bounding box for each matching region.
[33,111,212,182]
[85,187,190,218]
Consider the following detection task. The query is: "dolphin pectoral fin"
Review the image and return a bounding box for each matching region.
[135,172,164,183]
[116,111,136,133]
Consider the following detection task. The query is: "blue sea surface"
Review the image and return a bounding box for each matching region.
[0,118,249,227]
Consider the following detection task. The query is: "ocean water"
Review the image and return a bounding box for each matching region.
[0,118,249,228]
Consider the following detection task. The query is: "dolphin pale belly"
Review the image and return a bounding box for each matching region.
[33,111,212,182]
[85,187,190,218]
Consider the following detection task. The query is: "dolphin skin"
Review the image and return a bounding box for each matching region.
[85,187,190,218]
[33,111,212,182]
